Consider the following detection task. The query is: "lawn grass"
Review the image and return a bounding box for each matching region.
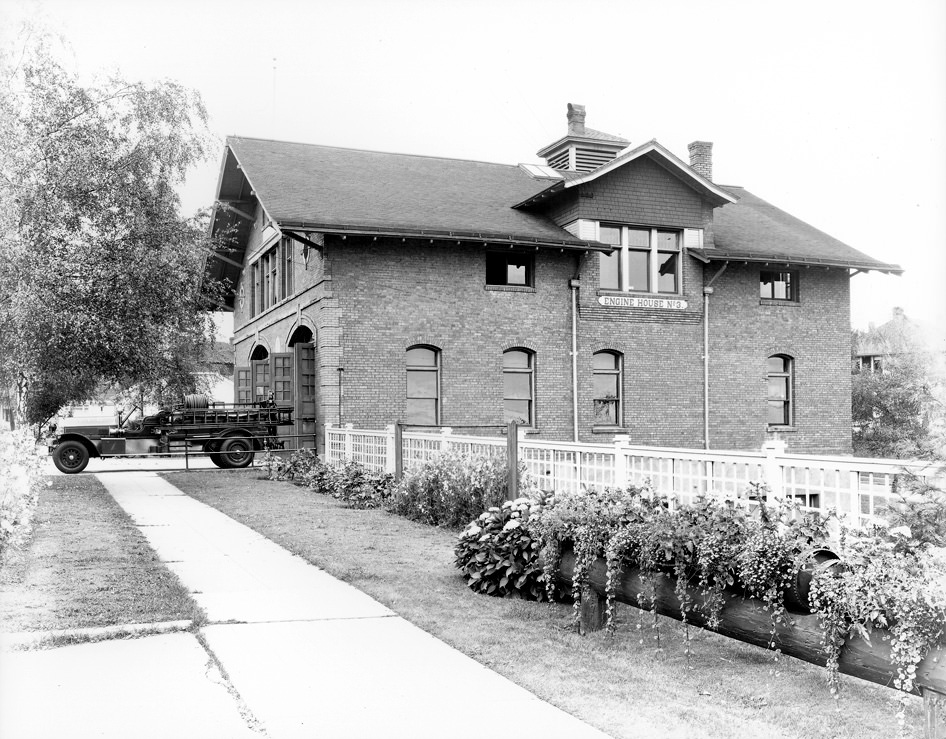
[0,475,203,636]
[166,470,923,739]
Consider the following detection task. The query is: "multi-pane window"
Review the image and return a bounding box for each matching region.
[597,225,681,294]
[760,270,797,301]
[273,355,293,402]
[252,359,271,403]
[236,368,252,404]
[592,351,622,426]
[857,355,883,372]
[280,237,294,298]
[486,252,534,287]
[767,355,793,426]
[503,349,534,426]
[406,346,440,425]
[251,237,295,315]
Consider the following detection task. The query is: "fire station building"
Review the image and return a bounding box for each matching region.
[208,104,900,455]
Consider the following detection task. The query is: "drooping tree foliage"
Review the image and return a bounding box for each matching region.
[0,28,225,425]
[852,325,945,460]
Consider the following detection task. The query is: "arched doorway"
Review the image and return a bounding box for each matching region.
[288,326,317,449]
[250,345,271,403]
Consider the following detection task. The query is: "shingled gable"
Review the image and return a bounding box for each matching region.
[513,139,739,209]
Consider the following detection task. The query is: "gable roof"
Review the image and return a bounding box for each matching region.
[695,186,902,273]
[220,137,601,249]
[515,139,738,209]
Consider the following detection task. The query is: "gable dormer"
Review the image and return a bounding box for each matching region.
[536,103,629,172]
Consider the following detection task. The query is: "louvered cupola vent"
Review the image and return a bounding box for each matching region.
[536,103,629,172]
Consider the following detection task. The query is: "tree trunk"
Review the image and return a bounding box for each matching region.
[556,547,946,696]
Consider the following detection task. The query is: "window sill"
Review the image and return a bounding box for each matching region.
[485,285,535,293]
[596,289,682,298]
[591,427,627,434]
[767,425,798,433]
[760,299,799,307]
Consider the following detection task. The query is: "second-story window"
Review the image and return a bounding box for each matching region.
[760,270,797,301]
[252,237,295,315]
[597,225,681,294]
[486,252,534,287]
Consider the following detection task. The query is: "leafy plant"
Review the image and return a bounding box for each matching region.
[0,429,44,558]
[389,450,519,528]
[454,498,549,600]
[261,450,393,509]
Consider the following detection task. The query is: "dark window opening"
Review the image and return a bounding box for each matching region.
[487,252,534,287]
[760,270,797,301]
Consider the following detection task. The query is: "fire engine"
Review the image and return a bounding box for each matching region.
[48,395,293,473]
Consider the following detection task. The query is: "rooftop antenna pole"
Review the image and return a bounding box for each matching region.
[271,57,277,136]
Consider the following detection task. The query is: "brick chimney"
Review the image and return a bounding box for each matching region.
[688,141,713,181]
[567,103,586,136]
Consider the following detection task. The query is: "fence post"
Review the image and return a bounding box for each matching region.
[761,437,786,500]
[613,434,630,490]
[440,426,453,455]
[325,423,335,464]
[384,424,396,475]
[507,421,519,499]
[344,423,354,461]
[394,421,404,481]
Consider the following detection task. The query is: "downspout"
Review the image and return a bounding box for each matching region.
[703,262,729,450]
[570,278,580,442]
[703,287,713,450]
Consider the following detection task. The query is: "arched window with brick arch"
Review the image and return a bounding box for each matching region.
[766,354,794,427]
[405,345,440,426]
[503,348,535,426]
[592,350,623,427]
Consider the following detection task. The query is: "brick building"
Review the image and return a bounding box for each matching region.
[208,104,900,455]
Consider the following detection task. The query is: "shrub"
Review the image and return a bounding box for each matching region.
[326,460,395,510]
[454,497,548,600]
[389,450,516,528]
[0,429,45,558]
[261,450,393,509]
[261,448,319,481]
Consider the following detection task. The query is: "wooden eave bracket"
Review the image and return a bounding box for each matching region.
[283,230,325,253]
[216,201,255,222]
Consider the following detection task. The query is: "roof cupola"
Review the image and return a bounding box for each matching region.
[536,103,629,173]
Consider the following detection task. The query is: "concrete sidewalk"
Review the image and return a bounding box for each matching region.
[1,472,613,739]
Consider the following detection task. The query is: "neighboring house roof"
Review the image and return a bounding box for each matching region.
[223,137,601,249]
[692,186,903,274]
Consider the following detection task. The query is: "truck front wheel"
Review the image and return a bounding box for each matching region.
[220,437,254,469]
[53,441,90,474]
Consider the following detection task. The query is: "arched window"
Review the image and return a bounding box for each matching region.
[593,351,622,427]
[503,349,535,426]
[288,325,313,346]
[406,346,440,425]
[767,355,794,427]
[250,346,270,403]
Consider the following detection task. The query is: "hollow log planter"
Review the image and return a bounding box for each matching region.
[553,547,946,708]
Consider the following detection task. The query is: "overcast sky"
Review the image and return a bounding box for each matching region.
[4,0,945,340]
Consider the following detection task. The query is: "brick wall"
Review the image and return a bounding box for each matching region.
[706,264,853,454]
[330,237,577,439]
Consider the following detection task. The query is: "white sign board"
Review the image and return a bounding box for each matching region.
[597,295,689,310]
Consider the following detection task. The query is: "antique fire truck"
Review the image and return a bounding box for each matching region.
[48,395,293,473]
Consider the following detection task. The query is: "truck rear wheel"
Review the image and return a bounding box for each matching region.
[53,440,90,474]
[204,441,228,468]
[220,437,254,469]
